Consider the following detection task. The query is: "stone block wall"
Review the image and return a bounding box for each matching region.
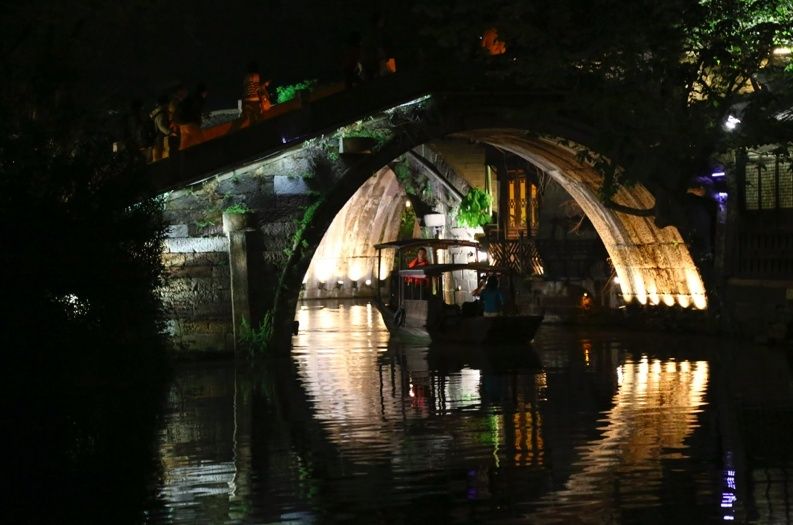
[161,237,232,352]
[160,147,319,353]
[428,139,487,189]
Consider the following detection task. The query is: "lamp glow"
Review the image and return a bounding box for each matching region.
[724,115,741,131]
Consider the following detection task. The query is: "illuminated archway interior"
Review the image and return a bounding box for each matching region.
[302,166,404,298]
[303,131,707,310]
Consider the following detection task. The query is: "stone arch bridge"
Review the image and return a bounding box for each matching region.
[149,70,707,353]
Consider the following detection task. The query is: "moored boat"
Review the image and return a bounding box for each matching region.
[373,239,543,344]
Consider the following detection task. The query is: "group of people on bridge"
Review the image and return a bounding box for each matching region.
[122,12,401,165]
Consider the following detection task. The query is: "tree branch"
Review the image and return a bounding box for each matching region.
[605,200,656,217]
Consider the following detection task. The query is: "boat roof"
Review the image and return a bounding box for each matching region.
[398,263,494,277]
[374,239,480,250]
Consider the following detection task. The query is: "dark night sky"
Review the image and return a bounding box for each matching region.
[2,0,415,113]
[137,0,384,108]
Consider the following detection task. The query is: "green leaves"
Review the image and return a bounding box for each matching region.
[224,202,250,215]
[275,79,318,104]
[456,187,492,228]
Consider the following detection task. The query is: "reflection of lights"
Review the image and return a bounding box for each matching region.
[721,494,737,508]
[651,359,662,383]
[443,367,481,410]
[638,355,649,392]
[364,279,372,287]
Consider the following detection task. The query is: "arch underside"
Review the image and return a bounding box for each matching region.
[303,167,405,294]
[301,127,707,311]
[457,130,706,309]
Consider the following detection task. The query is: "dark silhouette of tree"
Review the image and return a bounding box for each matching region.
[412,0,793,223]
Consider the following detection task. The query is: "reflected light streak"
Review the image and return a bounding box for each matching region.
[533,355,710,517]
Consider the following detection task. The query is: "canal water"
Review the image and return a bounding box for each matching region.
[143,300,793,524]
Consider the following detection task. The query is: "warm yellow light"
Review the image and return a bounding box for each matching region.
[314,259,334,283]
[348,261,364,281]
[693,294,707,310]
[773,47,792,56]
[648,291,660,305]
[405,200,411,208]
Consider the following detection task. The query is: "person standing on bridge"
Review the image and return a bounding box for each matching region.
[242,61,271,124]
[175,83,208,150]
[341,31,364,88]
[150,95,172,161]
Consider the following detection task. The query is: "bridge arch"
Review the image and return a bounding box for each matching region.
[153,79,710,350]
[278,116,707,333]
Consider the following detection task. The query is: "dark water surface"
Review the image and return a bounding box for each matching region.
[142,301,793,524]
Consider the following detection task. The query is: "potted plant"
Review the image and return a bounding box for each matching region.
[222,203,251,234]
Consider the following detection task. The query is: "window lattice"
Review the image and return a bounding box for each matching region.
[745,170,759,210]
[780,160,793,209]
[760,163,776,209]
[744,153,793,211]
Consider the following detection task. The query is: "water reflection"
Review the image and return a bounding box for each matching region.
[146,300,793,524]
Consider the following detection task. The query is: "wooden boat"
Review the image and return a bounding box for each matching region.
[373,239,544,345]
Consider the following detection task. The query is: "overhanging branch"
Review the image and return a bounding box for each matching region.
[605,200,656,217]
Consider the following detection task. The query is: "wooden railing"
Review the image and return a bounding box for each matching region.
[486,239,544,275]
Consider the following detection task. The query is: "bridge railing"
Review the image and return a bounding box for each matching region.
[144,70,436,195]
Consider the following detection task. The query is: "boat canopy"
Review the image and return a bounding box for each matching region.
[374,239,480,251]
[397,262,494,277]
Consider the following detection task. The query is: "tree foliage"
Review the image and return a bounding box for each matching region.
[456,187,492,228]
[413,0,793,207]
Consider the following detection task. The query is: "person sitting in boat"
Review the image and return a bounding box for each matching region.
[475,275,504,317]
[405,247,429,299]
